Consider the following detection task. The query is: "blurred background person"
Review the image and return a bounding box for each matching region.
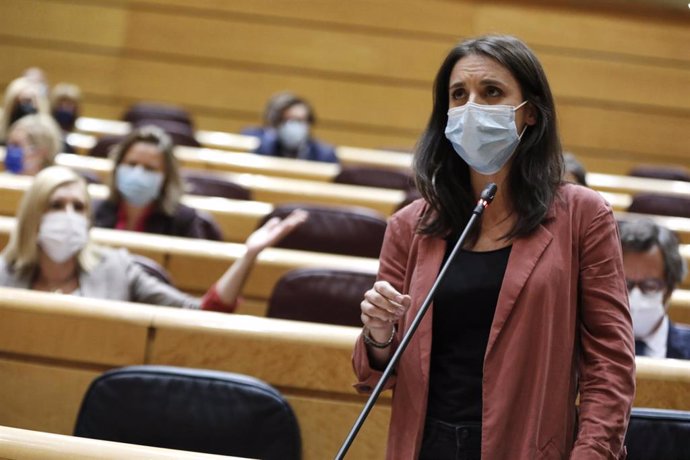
[619,218,690,359]
[50,82,82,134]
[22,66,50,97]
[563,151,588,187]
[4,113,62,175]
[0,166,307,311]
[242,91,338,163]
[93,125,223,239]
[0,76,51,144]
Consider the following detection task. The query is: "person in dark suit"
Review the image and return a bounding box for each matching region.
[619,218,690,359]
[242,92,338,163]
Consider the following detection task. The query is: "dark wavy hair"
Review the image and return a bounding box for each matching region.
[414,35,563,239]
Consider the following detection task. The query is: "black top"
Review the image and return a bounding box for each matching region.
[426,242,512,423]
[92,200,222,241]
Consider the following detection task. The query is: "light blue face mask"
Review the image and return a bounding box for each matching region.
[445,101,528,175]
[278,120,309,150]
[115,164,164,207]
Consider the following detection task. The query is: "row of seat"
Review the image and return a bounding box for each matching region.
[1,287,688,459]
[68,121,690,203]
[0,214,688,325]
[0,287,391,460]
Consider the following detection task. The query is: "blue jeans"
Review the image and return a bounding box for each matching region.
[418,417,482,460]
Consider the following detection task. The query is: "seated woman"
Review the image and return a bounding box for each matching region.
[0,166,307,311]
[4,114,62,175]
[242,92,338,163]
[93,125,221,239]
[0,76,51,144]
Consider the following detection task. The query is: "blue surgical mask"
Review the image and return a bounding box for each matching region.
[4,145,24,174]
[115,164,164,207]
[278,120,309,150]
[445,101,528,175]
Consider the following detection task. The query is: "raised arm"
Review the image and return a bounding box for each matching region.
[210,209,309,308]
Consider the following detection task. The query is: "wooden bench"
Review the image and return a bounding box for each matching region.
[73,117,414,172]
[0,288,390,460]
[0,425,239,460]
[0,173,271,244]
[71,117,690,199]
[0,288,688,460]
[0,148,406,217]
[0,214,378,315]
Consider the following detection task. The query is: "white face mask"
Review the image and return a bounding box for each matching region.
[445,101,528,175]
[629,287,665,339]
[38,211,89,263]
[278,120,309,150]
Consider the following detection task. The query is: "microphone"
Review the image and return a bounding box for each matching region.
[335,182,498,459]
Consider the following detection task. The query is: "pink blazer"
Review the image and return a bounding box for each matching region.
[353,184,635,459]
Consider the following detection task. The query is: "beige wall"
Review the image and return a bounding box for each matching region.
[0,0,688,173]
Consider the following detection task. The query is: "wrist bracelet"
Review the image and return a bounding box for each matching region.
[363,325,396,349]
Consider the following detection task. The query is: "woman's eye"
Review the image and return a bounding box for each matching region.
[486,86,502,97]
[49,201,63,210]
[73,202,86,212]
[450,88,465,100]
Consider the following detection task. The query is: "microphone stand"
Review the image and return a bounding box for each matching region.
[335,183,498,460]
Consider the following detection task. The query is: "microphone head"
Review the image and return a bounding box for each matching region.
[480,183,498,204]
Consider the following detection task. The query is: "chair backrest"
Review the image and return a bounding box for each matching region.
[182,170,252,200]
[123,102,193,128]
[257,203,387,258]
[267,268,375,326]
[131,254,172,284]
[627,193,690,218]
[624,407,690,460]
[334,165,415,191]
[134,119,201,147]
[629,165,690,182]
[74,365,301,460]
[89,134,125,158]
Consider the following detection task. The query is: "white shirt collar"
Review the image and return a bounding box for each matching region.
[641,315,669,358]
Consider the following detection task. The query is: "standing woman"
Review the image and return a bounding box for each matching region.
[93,125,219,239]
[354,35,634,459]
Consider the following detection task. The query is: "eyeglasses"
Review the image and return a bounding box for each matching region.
[626,278,665,294]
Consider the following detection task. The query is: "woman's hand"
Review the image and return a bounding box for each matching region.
[245,209,309,256]
[361,280,412,343]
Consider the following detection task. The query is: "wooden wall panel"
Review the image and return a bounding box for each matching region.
[134,0,477,37]
[474,4,690,63]
[123,8,444,84]
[0,0,127,48]
[0,0,687,171]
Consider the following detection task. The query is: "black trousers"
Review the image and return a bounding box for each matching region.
[418,417,482,460]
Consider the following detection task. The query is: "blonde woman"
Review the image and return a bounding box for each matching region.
[4,114,63,175]
[0,77,51,143]
[93,125,217,239]
[0,166,307,311]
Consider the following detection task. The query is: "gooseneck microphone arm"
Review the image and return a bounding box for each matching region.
[335,183,498,459]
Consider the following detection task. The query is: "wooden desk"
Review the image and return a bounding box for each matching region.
[0,288,688,460]
[0,425,239,460]
[0,173,271,244]
[0,288,389,460]
[0,215,379,307]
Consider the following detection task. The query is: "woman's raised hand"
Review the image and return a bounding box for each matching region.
[245,209,309,255]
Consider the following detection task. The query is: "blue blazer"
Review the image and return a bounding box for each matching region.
[242,126,338,163]
[667,322,690,360]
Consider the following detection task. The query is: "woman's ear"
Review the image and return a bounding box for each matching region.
[524,102,537,126]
